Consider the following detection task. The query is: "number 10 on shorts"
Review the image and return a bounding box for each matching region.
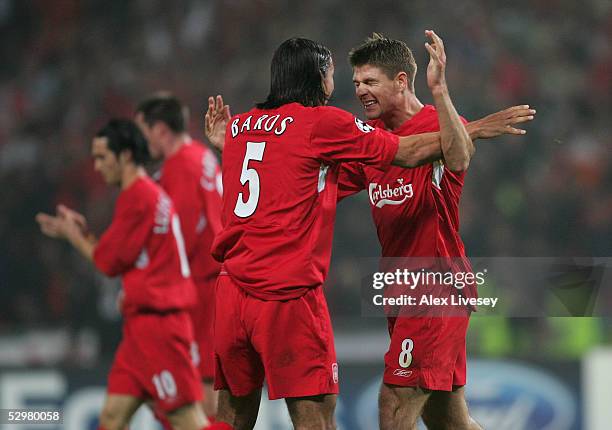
[152,370,177,400]
[399,338,414,368]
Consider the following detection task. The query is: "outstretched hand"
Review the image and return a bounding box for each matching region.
[467,105,536,139]
[57,204,87,231]
[425,30,447,91]
[204,95,231,152]
[36,205,88,241]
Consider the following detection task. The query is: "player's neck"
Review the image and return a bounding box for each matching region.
[163,133,191,158]
[382,95,424,131]
[120,165,146,190]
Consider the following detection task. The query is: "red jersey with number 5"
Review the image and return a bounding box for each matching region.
[212,103,399,300]
[93,176,196,315]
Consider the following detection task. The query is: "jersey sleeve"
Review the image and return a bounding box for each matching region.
[337,162,367,202]
[93,199,151,277]
[310,107,399,167]
[199,149,224,236]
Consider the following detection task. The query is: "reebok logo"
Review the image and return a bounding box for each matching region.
[393,369,413,378]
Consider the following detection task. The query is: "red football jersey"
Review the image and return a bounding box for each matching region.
[158,139,222,282]
[212,103,399,300]
[338,105,472,273]
[93,176,196,315]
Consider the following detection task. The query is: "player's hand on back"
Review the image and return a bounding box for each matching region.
[204,95,231,152]
[466,105,536,139]
[425,30,447,92]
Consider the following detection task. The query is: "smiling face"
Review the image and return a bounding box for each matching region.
[352,64,408,121]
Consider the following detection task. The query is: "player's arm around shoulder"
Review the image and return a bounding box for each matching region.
[393,131,445,168]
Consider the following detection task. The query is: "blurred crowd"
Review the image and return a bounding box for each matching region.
[1,0,611,361]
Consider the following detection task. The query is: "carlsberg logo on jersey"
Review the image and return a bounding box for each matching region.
[369,178,414,208]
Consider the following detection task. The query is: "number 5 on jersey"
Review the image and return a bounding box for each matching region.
[234,141,266,218]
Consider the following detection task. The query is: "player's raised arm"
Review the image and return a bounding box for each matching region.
[204,95,231,152]
[424,30,473,172]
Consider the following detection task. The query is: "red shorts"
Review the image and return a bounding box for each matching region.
[383,316,469,391]
[107,311,203,412]
[189,277,216,380]
[214,275,339,400]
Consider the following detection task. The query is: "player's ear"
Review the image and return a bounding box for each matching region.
[396,72,408,92]
[119,149,133,165]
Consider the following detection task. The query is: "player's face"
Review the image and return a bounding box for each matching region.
[91,137,122,185]
[353,64,404,120]
[322,60,335,103]
[135,113,162,159]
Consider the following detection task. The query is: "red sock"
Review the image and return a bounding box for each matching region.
[205,422,234,430]
[151,406,173,430]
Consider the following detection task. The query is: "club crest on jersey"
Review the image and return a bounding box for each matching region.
[368,178,414,208]
[332,363,339,384]
[354,117,375,133]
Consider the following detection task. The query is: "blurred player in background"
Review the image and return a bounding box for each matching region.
[135,94,223,423]
[205,36,479,430]
[35,119,212,430]
[339,32,535,429]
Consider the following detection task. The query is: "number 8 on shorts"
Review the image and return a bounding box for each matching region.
[398,338,414,368]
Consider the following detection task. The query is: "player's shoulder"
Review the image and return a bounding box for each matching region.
[313,105,352,118]
[181,139,207,159]
[414,104,467,125]
[311,105,360,129]
[117,176,159,212]
[314,105,345,114]
[165,141,209,172]
[415,104,439,123]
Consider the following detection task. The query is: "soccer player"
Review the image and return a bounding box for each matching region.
[135,94,223,423]
[340,32,535,429]
[205,36,488,430]
[35,119,213,430]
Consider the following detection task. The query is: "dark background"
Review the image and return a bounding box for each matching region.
[1,0,610,364]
